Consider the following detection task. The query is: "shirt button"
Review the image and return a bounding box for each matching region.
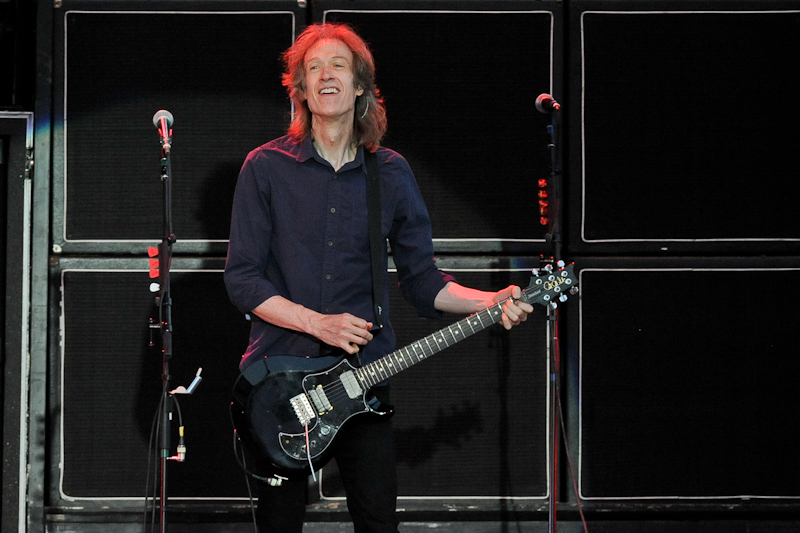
[328,241,333,246]
[330,208,336,213]
[325,274,331,280]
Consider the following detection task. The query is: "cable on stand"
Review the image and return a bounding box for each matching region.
[534,93,584,533]
[147,110,203,532]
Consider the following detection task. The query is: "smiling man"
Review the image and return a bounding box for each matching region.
[224,23,533,533]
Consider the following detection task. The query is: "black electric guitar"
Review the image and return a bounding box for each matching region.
[231,263,577,475]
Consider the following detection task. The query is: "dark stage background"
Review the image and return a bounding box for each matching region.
[4,0,800,531]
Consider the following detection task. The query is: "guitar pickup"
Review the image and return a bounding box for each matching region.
[340,370,363,399]
[307,385,333,415]
[289,393,316,426]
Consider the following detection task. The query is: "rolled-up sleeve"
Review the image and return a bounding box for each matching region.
[224,151,281,314]
[385,153,455,319]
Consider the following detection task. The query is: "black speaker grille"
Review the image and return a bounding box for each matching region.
[60,269,251,498]
[580,11,800,243]
[580,268,800,498]
[63,11,294,242]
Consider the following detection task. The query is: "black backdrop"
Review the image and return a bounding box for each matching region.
[40,0,800,522]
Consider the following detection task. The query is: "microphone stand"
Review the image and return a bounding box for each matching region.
[155,122,175,533]
[543,107,563,533]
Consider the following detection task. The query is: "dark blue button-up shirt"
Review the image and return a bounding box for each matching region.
[225,135,453,370]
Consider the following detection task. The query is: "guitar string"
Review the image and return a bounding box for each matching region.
[316,309,494,397]
[314,296,524,406]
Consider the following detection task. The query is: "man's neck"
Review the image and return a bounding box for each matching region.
[311,117,357,171]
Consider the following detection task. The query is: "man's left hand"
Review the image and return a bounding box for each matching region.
[493,285,534,330]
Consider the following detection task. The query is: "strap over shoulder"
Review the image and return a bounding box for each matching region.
[365,150,385,331]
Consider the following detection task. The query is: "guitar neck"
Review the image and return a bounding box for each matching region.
[353,264,576,390]
[355,298,513,389]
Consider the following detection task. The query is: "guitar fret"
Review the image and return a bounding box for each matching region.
[494,302,504,320]
[397,350,409,369]
[446,324,457,343]
[423,337,434,356]
[403,348,413,367]
[361,367,372,388]
[385,355,397,376]
[367,364,379,386]
[431,334,442,351]
[438,331,450,348]
[411,343,424,361]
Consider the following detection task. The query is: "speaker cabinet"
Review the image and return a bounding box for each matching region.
[54,259,550,503]
[569,2,800,254]
[575,258,800,499]
[52,1,302,254]
[318,1,562,253]
[55,259,251,499]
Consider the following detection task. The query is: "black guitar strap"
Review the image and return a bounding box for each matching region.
[365,150,385,332]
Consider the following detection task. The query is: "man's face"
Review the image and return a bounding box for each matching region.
[302,38,364,122]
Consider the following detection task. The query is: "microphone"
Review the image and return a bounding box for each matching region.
[535,94,560,113]
[152,110,174,153]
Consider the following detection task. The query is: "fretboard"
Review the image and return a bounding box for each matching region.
[355,299,511,389]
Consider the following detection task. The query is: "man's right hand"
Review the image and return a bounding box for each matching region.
[251,296,373,355]
[309,313,374,354]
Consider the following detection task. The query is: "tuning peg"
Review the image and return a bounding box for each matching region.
[543,264,553,273]
[570,287,579,296]
[531,268,540,277]
[557,259,565,268]
[559,294,568,302]
[549,302,558,310]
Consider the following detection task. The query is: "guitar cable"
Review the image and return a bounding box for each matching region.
[141,386,187,533]
[233,432,259,533]
[304,425,317,481]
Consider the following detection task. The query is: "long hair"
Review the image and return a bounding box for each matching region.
[282,23,387,150]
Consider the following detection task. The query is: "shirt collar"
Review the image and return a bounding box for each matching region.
[296,135,366,173]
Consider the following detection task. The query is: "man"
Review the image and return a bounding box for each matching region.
[224,23,533,533]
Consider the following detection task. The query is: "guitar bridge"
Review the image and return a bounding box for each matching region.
[289,393,316,426]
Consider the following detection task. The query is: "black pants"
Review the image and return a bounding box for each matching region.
[255,387,399,533]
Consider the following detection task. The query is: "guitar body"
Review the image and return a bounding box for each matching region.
[232,357,390,474]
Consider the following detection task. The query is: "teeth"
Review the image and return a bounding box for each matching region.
[320,88,339,94]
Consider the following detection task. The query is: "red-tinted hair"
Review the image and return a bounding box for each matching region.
[282,23,387,150]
